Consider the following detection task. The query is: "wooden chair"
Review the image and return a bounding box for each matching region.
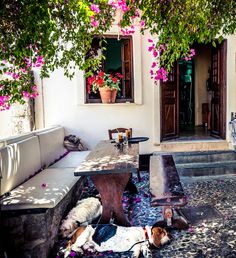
[108,128,132,140]
[108,127,141,182]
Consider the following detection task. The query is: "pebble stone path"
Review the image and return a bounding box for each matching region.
[55,172,236,258]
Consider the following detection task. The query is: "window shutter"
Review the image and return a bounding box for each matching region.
[121,39,132,99]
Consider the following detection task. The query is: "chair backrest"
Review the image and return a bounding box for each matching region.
[108,128,132,140]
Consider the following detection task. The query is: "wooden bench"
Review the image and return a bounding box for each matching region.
[149,154,187,207]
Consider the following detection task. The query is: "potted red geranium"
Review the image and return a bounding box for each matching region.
[87,71,123,103]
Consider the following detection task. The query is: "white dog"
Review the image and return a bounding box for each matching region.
[65,224,171,258]
[60,197,102,238]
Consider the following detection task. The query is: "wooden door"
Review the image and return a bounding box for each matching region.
[121,39,133,100]
[161,64,179,141]
[210,40,227,139]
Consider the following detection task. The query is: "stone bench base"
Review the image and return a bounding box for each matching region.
[1,177,86,258]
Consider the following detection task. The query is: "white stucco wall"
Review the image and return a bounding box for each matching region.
[34,32,236,153]
[194,45,211,126]
[226,34,236,140]
[35,28,159,154]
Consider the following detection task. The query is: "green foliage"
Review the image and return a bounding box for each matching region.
[0,0,236,108]
[0,0,114,78]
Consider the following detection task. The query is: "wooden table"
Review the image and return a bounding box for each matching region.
[74,140,139,226]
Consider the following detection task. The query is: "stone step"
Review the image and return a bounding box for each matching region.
[154,149,236,177]
[160,140,229,152]
[178,166,236,177]
[154,150,236,163]
[176,160,236,169]
[173,150,236,164]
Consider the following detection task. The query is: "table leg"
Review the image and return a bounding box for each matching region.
[91,173,131,227]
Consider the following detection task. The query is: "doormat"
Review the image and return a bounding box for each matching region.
[178,205,224,225]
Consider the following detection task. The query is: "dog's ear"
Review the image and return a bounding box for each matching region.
[70,226,86,244]
[151,227,168,248]
[76,220,81,226]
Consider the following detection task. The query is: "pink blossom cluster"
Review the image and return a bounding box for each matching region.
[154,67,168,82]
[120,25,135,35]
[25,55,44,69]
[148,39,159,58]
[22,85,39,99]
[0,96,10,111]
[5,71,20,80]
[90,16,99,27]
[108,0,130,12]
[148,39,168,82]
[140,20,145,27]
[90,4,100,14]
[184,49,196,61]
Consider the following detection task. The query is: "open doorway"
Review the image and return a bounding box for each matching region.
[179,59,195,133]
[161,41,227,141]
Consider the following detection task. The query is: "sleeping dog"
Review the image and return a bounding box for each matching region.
[60,197,102,238]
[65,224,171,258]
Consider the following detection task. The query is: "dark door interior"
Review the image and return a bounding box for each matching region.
[179,60,195,131]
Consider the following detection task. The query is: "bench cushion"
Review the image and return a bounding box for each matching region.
[36,126,67,167]
[1,168,79,210]
[0,136,41,195]
[49,151,90,168]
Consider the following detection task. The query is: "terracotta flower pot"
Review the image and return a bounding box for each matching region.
[99,88,117,103]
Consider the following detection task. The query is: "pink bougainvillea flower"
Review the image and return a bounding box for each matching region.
[41,183,48,188]
[134,197,141,203]
[154,67,168,82]
[151,62,157,68]
[108,0,129,12]
[12,73,20,79]
[190,48,196,56]
[148,39,153,43]
[90,3,100,14]
[148,45,154,52]
[188,226,195,233]
[153,50,158,58]
[70,250,77,257]
[90,17,99,27]
[140,20,145,27]
[149,69,154,75]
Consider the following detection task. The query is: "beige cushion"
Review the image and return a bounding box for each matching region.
[0,132,34,147]
[1,168,79,210]
[32,125,60,135]
[36,127,67,167]
[0,125,60,148]
[0,136,41,195]
[49,151,90,168]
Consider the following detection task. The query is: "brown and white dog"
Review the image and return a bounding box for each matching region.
[64,224,171,258]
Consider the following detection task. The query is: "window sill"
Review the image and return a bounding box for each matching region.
[79,102,142,106]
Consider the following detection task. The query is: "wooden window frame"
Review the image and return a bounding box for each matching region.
[86,35,134,104]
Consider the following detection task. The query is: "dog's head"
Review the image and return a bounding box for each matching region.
[60,219,79,238]
[150,226,171,248]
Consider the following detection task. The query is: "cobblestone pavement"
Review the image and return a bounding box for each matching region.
[55,172,236,258]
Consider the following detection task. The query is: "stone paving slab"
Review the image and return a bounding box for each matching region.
[55,173,236,258]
